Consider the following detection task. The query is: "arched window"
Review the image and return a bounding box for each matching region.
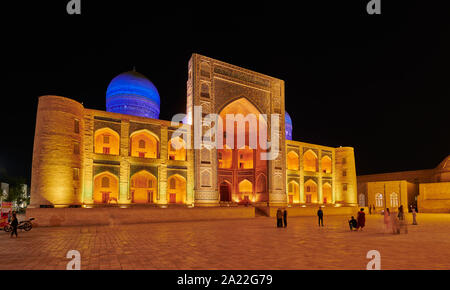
[303,150,318,172]
[94,128,120,155]
[130,170,157,204]
[239,179,253,194]
[376,193,383,207]
[390,192,399,208]
[130,130,159,158]
[321,155,332,173]
[93,172,118,204]
[167,175,186,204]
[288,181,300,204]
[304,179,318,203]
[168,137,186,161]
[287,151,299,170]
[323,182,332,204]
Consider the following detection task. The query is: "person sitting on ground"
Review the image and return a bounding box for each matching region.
[348,216,358,231]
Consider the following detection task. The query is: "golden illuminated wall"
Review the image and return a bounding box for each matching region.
[418,182,450,213]
[30,95,84,208]
[93,172,119,204]
[130,130,158,158]
[94,128,120,155]
[335,147,358,206]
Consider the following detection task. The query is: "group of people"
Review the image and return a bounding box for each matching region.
[276,207,326,228]
[275,204,418,233]
[383,205,415,234]
[348,208,366,231]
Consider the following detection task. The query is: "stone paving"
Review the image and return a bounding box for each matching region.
[0,213,449,270]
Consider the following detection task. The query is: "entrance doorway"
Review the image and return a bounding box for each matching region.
[219,182,231,202]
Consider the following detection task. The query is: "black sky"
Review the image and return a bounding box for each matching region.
[1,1,449,183]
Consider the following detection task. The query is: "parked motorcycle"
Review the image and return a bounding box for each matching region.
[4,218,35,232]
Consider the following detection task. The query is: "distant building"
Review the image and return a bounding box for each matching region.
[358,156,450,213]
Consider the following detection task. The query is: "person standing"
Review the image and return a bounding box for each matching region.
[391,210,400,234]
[317,207,324,227]
[383,208,391,233]
[356,208,366,231]
[276,208,283,228]
[283,208,288,228]
[412,207,418,225]
[369,205,372,215]
[398,205,404,220]
[10,213,18,238]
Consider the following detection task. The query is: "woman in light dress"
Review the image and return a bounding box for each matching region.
[383,208,392,233]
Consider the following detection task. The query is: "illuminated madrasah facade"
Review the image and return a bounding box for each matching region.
[30,54,358,210]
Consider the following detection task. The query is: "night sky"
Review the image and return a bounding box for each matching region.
[1,1,449,184]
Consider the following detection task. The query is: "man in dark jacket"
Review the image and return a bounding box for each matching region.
[283,209,288,228]
[348,216,358,231]
[10,213,18,238]
[317,207,324,227]
[276,208,283,228]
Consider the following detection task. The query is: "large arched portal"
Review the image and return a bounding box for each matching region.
[130,170,157,203]
[167,174,186,204]
[93,172,119,204]
[217,98,268,203]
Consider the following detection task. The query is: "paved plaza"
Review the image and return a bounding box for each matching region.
[0,213,449,270]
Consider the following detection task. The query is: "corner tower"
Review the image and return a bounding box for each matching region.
[335,147,358,206]
[30,95,84,208]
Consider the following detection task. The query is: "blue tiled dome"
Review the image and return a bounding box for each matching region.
[106,71,160,119]
[285,111,293,140]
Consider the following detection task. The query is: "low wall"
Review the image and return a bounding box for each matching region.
[26,206,255,227]
[267,206,358,217]
[418,182,450,213]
